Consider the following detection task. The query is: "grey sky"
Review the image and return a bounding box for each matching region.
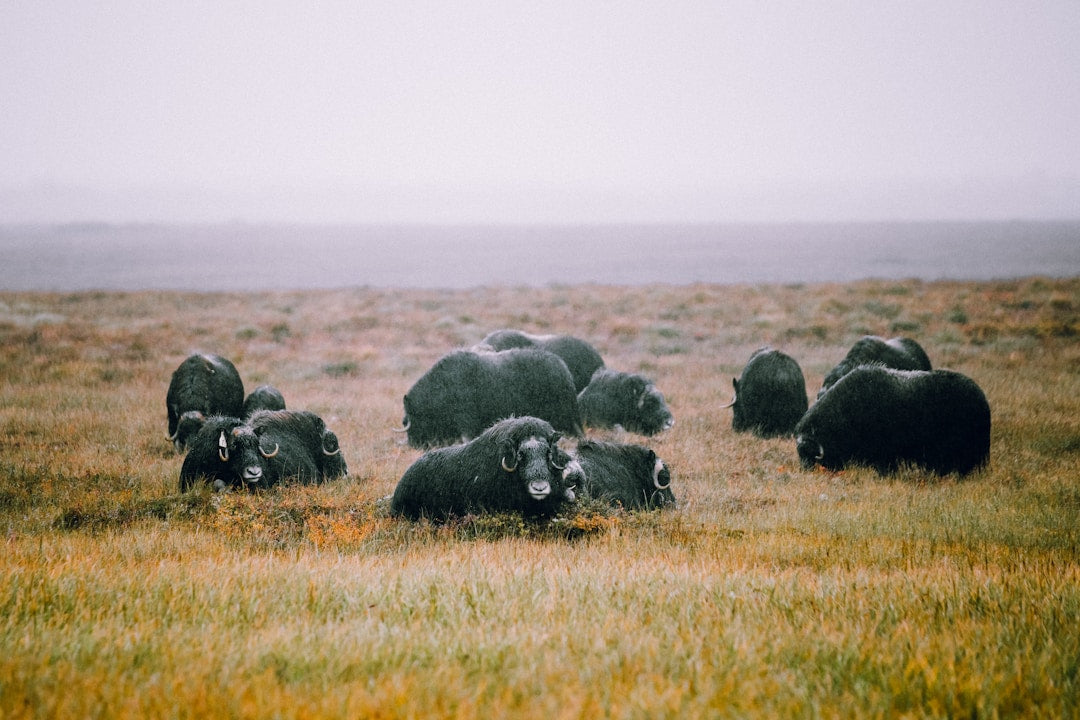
[2,1,1078,223]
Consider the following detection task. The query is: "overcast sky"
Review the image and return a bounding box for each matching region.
[2,1,1078,224]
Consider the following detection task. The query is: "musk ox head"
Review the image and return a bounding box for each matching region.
[724,347,808,438]
[493,421,583,507]
[178,416,280,491]
[578,368,675,436]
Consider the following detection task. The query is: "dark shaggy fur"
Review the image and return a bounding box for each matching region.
[390,416,583,520]
[479,329,605,392]
[795,366,991,476]
[577,368,674,436]
[166,353,245,452]
[179,410,347,491]
[242,384,286,416]
[728,347,808,438]
[401,348,583,448]
[818,336,932,398]
[574,440,675,510]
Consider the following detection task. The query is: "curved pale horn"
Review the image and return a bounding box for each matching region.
[218,430,229,462]
[322,444,341,456]
[501,455,518,473]
[652,458,670,490]
[391,418,411,433]
[259,442,279,459]
[815,444,825,461]
[718,394,737,409]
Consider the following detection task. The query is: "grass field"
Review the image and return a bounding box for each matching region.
[1,277,1078,718]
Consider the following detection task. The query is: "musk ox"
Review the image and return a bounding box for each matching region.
[795,366,991,476]
[398,348,583,448]
[818,335,931,398]
[166,353,245,452]
[479,329,605,392]
[723,347,808,438]
[577,368,674,436]
[242,384,286,416]
[179,410,347,491]
[390,416,582,520]
[574,440,675,510]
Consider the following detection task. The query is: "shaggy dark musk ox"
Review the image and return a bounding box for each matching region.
[795,366,990,476]
[818,336,931,398]
[575,440,675,510]
[390,416,583,520]
[577,368,674,436]
[242,384,286,416]
[179,410,347,491]
[479,329,605,392]
[166,353,245,451]
[399,348,583,448]
[724,347,808,438]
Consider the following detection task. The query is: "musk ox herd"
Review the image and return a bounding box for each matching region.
[168,330,991,521]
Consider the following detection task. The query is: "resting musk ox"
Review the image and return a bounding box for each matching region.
[166,353,245,452]
[179,410,347,491]
[575,440,675,510]
[399,348,583,448]
[479,329,605,392]
[390,416,582,520]
[242,384,286,416]
[723,347,808,438]
[818,335,931,398]
[795,366,990,476]
[577,368,674,436]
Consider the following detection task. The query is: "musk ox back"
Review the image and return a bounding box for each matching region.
[243,384,286,416]
[819,336,931,398]
[179,410,347,491]
[795,366,990,476]
[390,416,582,520]
[575,440,674,510]
[479,329,605,392]
[577,368,674,436]
[400,348,583,448]
[166,353,245,451]
[725,347,807,438]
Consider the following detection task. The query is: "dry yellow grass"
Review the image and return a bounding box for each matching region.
[1,277,1078,718]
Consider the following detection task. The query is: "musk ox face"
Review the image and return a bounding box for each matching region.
[578,368,674,436]
[575,440,674,510]
[727,347,808,438]
[166,353,245,452]
[795,366,990,476]
[179,410,347,491]
[179,416,276,491]
[818,336,931,399]
[390,416,581,520]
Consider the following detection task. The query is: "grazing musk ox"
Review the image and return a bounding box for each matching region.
[478,329,605,392]
[577,368,674,436]
[390,416,582,520]
[795,366,991,476]
[574,440,675,510]
[242,384,286,417]
[179,410,347,491]
[818,335,931,398]
[166,353,245,452]
[723,347,808,438]
[398,348,583,448]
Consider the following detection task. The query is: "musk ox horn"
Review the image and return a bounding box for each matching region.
[652,458,670,490]
[718,394,737,409]
[501,454,518,473]
[814,443,825,461]
[392,418,411,433]
[549,450,567,470]
[322,444,341,456]
[259,442,279,459]
[218,430,229,462]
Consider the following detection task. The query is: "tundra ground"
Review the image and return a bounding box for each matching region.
[1,277,1078,718]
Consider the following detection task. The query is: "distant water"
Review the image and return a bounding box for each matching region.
[0,222,1077,291]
